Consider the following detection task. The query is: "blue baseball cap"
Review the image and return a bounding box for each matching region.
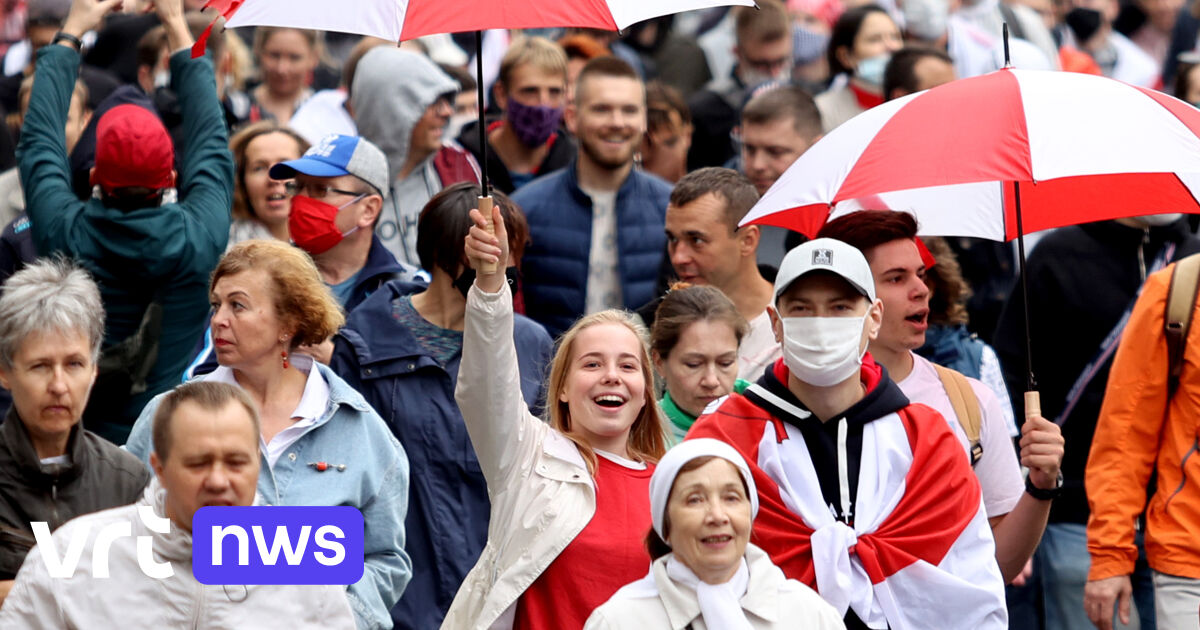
[270,134,389,195]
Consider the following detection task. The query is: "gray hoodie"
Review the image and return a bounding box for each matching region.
[351,47,458,266]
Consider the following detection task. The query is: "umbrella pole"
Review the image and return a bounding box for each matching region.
[1012,181,1041,417]
[474,29,497,274]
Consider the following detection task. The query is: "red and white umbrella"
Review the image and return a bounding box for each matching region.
[741,68,1200,240]
[211,0,753,42]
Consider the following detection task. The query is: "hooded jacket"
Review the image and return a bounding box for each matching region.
[0,409,150,579]
[351,47,479,267]
[0,480,357,628]
[19,45,233,444]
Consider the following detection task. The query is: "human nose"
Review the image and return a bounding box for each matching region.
[670,242,692,269]
[211,304,230,329]
[705,497,730,524]
[204,464,232,492]
[698,364,721,389]
[48,366,69,395]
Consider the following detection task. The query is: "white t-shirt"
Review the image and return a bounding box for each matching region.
[897,353,1023,518]
[583,188,622,313]
[738,310,781,383]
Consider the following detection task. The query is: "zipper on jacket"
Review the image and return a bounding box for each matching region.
[1163,436,1199,512]
[190,579,205,629]
[1138,228,1149,283]
[49,481,59,527]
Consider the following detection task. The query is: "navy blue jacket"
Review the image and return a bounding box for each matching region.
[329,280,553,630]
[345,235,424,313]
[512,162,671,337]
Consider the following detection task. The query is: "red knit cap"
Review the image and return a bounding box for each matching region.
[91,104,175,191]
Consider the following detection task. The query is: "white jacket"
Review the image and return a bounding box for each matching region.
[0,481,356,629]
[585,544,847,630]
[443,283,597,630]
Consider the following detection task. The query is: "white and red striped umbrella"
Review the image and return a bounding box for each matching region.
[741,68,1200,240]
[214,0,753,42]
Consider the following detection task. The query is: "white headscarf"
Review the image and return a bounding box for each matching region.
[649,438,759,539]
[648,439,760,630]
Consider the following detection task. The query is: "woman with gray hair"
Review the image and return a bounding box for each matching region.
[0,258,151,605]
[585,439,845,630]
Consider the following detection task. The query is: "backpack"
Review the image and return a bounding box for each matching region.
[1165,253,1200,397]
[81,294,164,430]
[934,364,984,467]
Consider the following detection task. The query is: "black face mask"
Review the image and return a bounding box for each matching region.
[454,266,520,299]
[1065,7,1103,43]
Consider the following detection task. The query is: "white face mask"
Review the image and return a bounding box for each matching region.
[154,70,170,90]
[780,315,868,387]
[1135,213,1183,227]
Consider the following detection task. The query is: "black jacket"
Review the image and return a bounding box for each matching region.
[0,409,151,578]
[993,219,1200,524]
[456,119,576,195]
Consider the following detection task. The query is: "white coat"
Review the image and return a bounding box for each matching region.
[0,481,356,629]
[585,544,847,630]
[442,283,598,630]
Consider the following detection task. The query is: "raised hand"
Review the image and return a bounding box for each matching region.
[61,0,125,39]
[464,205,509,294]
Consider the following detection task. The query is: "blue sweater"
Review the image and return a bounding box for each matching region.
[512,161,671,337]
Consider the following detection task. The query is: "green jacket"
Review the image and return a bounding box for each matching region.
[19,45,233,443]
[661,378,751,445]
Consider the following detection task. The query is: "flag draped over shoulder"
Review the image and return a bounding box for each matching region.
[686,364,1007,629]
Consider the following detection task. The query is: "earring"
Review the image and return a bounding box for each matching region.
[281,350,289,370]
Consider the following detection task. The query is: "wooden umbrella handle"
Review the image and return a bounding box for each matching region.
[1024,391,1041,419]
[478,195,497,274]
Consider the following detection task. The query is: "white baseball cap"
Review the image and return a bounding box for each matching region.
[774,238,877,302]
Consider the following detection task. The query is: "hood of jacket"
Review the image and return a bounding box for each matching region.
[350,47,458,184]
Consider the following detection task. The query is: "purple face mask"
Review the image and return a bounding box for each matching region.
[506,99,563,148]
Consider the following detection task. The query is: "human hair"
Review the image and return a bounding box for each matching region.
[817,210,918,259]
[651,284,750,361]
[574,56,642,107]
[558,33,610,61]
[741,84,823,140]
[416,182,530,276]
[136,25,168,73]
[440,63,477,93]
[228,121,310,221]
[882,45,953,101]
[1176,57,1200,101]
[735,0,790,46]
[19,75,87,118]
[497,36,567,92]
[546,310,666,476]
[210,240,345,347]
[668,167,760,228]
[253,26,320,59]
[646,81,691,135]
[828,4,893,77]
[343,37,392,99]
[922,236,971,326]
[0,257,104,369]
[152,381,260,462]
[644,455,752,560]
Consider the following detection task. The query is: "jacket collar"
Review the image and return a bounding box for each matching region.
[563,159,642,207]
[654,544,783,629]
[0,407,86,486]
[751,355,909,428]
[340,280,441,365]
[356,235,410,288]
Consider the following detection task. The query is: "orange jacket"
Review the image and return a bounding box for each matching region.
[1087,263,1200,580]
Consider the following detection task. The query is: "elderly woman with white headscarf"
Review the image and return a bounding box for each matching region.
[585,439,846,630]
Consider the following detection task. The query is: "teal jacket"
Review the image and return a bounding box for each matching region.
[19,45,233,443]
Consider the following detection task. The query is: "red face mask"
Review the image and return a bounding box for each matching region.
[288,194,363,255]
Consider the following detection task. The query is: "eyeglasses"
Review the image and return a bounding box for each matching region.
[284,181,371,199]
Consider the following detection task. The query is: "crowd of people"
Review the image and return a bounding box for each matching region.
[0,0,1195,628]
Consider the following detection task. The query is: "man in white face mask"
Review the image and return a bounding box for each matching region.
[687,238,1009,630]
[818,210,1064,589]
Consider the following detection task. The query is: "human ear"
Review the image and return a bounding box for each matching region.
[768,305,784,344]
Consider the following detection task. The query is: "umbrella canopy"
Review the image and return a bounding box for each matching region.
[741,68,1200,240]
[222,0,754,42]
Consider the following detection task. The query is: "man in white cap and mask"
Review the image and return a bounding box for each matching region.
[687,238,1007,630]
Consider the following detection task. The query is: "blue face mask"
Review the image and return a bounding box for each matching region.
[855,53,891,88]
[793,22,830,66]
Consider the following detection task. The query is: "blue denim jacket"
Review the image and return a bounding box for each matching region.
[124,362,411,630]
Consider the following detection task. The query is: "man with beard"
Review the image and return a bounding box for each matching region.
[513,56,670,337]
[457,37,575,194]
